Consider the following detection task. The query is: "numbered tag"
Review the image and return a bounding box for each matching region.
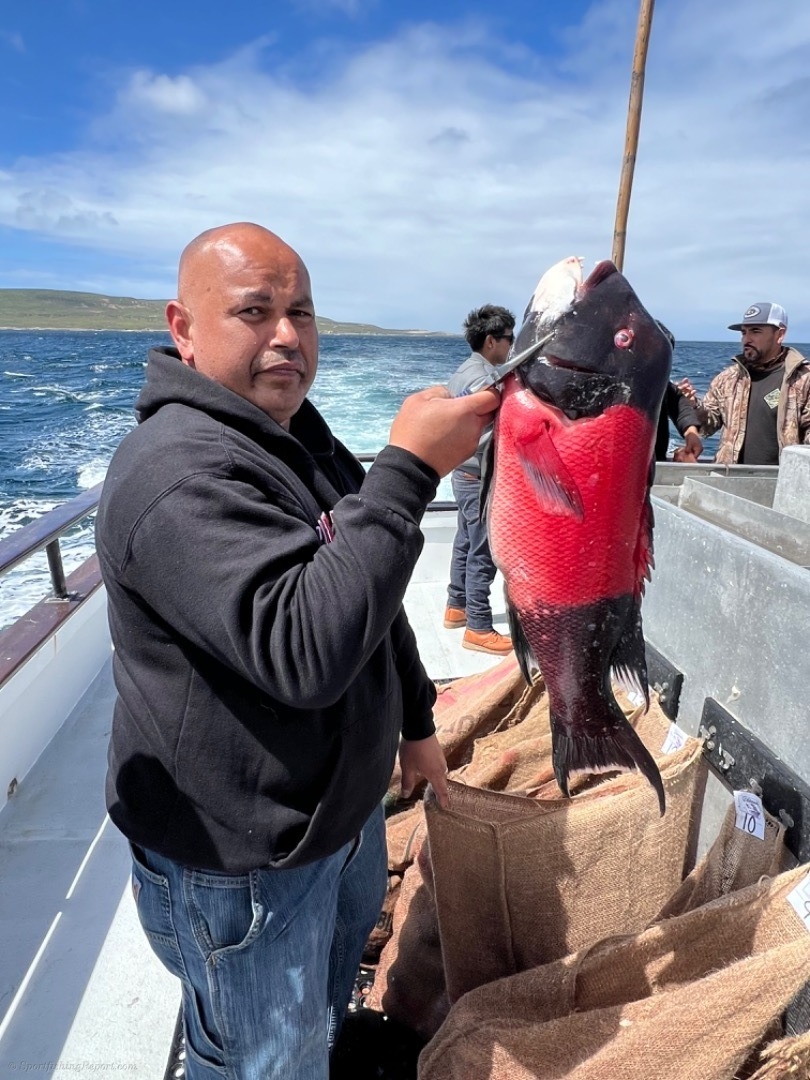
[660,723,689,755]
[734,790,765,840]
[625,688,646,708]
[787,873,810,932]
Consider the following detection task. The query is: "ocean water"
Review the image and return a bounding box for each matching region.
[1,330,798,630]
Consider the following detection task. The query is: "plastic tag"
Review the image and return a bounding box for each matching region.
[660,723,689,755]
[625,688,646,708]
[786,873,810,931]
[734,790,766,840]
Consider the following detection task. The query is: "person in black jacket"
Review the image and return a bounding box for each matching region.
[655,381,704,461]
[653,321,703,462]
[96,222,499,1080]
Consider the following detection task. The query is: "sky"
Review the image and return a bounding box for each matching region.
[1,0,809,340]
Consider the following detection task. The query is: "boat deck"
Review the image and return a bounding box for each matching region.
[0,512,506,1076]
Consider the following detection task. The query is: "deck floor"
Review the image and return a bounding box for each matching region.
[0,512,507,1075]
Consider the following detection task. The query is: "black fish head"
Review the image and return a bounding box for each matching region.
[512,257,672,421]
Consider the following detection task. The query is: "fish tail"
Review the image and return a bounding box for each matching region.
[551,714,666,815]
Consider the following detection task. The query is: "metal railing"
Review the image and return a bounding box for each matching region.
[0,457,460,610]
[0,482,104,600]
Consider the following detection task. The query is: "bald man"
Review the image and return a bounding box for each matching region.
[96,223,498,1079]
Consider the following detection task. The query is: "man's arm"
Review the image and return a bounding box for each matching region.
[114,388,499,711]
[696,374,726,437]
[670,385,703,461]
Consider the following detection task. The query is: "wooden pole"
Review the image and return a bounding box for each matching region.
[612,0,656,272]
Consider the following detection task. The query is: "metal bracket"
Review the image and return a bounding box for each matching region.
[644,642,683,720]
[699,697,810,864]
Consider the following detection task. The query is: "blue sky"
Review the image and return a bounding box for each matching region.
[1,0,809,339]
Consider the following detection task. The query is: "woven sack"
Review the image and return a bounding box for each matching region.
[749,1027,810,1079]
[420,863,810,1080]
[655,798,787,921]
[386,655,527,803]
[386,804,427,873]
[419,939,810,1080]
[425,737,706,1003]
[456,682,676,795]
[365,837,451,1039]
[371,675,698,1029]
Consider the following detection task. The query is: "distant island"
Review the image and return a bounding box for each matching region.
[0,289,444,335]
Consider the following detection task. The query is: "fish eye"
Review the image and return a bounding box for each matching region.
[614,328,634,349]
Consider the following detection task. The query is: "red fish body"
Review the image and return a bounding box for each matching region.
[491,388,654,609]
[485,257,671,811]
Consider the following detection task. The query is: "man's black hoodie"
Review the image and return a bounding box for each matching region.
[97,347,439,872]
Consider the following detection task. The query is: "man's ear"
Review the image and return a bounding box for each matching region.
[776,325,787,348]
[166,301,195,364]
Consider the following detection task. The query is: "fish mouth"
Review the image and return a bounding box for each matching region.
[580,260,618,294]
[538,354,589,373]
[532,259,621,373]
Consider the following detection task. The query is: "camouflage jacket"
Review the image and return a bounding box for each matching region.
[699,347,810,464]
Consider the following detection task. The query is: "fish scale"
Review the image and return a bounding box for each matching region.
[490,381,654,608]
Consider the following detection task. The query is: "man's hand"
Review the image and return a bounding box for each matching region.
[673,427,703,463]
[399,733,449,809]
[389,386,500,477]
[676,378,699,407]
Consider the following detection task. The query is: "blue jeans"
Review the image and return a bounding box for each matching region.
[448,472,498,631]
[130,803,386,1080]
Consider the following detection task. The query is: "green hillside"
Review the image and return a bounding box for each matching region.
[0,289,432,335]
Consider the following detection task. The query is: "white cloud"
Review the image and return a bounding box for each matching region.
[1,0,810,339]
[0,29,24,52]
[292,0,375,15]
[124,71,208,115]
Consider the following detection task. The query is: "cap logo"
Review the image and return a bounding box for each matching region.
[744,305,761,319]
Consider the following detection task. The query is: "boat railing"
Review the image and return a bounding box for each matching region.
[0,458,457,688]
[0,482,104,599]
[0,483,105,687]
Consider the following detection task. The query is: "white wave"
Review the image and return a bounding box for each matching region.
[3,370,35,378]
[0,497,60,537]
[78,460,108,489]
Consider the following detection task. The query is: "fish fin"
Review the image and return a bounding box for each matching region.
[516,422,584,519]
[634,462,656,597]
[551,711,665,816]
[610,600,650,709]
[506,601,541,686]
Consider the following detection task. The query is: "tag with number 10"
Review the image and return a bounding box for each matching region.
[733,790,765,840]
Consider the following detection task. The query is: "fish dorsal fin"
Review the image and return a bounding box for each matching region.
[516,421,584,519]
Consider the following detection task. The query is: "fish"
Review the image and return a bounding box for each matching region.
[484,256,672,813]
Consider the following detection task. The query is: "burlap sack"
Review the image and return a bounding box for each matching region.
[426,738,706,1003]
[456,682,677,796]
[419,940,810,1080]
[371,670,702,1031]
[362,870,404,966]
[749,1028,810,1079]
[385,804,427,873]
[387,655,527,802]
[655,798,787,921]
[420,864,810,1080]
[366,838,451,1039]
